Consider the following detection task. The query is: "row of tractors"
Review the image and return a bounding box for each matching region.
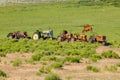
[7,24,107,45]
[56,30,106,46]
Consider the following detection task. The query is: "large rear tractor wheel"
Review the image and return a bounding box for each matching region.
[32,34,40,40]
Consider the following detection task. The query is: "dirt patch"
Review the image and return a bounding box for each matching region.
[0,53,43,80]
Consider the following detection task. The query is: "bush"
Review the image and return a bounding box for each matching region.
[37,66,45,76]
[42,51,54,56]
[25,59,35,64]
[65,76,72,80]
[37,66,52,75]
[40,56,57,61]
[65,56,80,63]
[101,50,119,59]
[11,59,22,67]
[110,40,120,48]
[37,59,63,76]
[40,61,47,65]
[44,66,52,73]
[50,62,63,69]
[0,52,6,57]
[0,70,6,77]
[80,48,96,58]
[89,54,102,62]
[32,52,42,61]
[86,65,100,72]
[116,62,120,67]
[44,73,60,80]
[56,58,65,64]
[104,65,117,72]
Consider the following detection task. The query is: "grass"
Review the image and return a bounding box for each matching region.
[89,54,102,62]
[116,62,120,67]
[0,70,6,77]
[40,55,57,61]
[86,65,100,72]
[0,37,99,58]
[104,65,117,72]
[11,58,22,67]
[0,77,7,80]
[0,52,6,57]
[0,2,120,42]
[50,62,63,69]
[101,50,119,59]
[65,56,80,63]
[25,58,35,64]
[37,66,47,75]
[37,66,52,75]
[44,72,60,80]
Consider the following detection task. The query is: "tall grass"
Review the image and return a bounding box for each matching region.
[44,72,60,80]
[86,65,100,72]
[104,65,117,72]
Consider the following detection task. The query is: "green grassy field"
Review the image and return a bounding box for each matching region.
[0,1,120,41]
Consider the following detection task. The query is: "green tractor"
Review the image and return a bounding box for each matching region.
[32,29,53,40]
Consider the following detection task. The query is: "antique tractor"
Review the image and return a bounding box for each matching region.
[57,30,74,42]
[88,34,106,46]
[32,29,53,40]
[7,31,31,39]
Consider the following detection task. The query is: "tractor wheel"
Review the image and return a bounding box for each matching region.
[32,33,40,40]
